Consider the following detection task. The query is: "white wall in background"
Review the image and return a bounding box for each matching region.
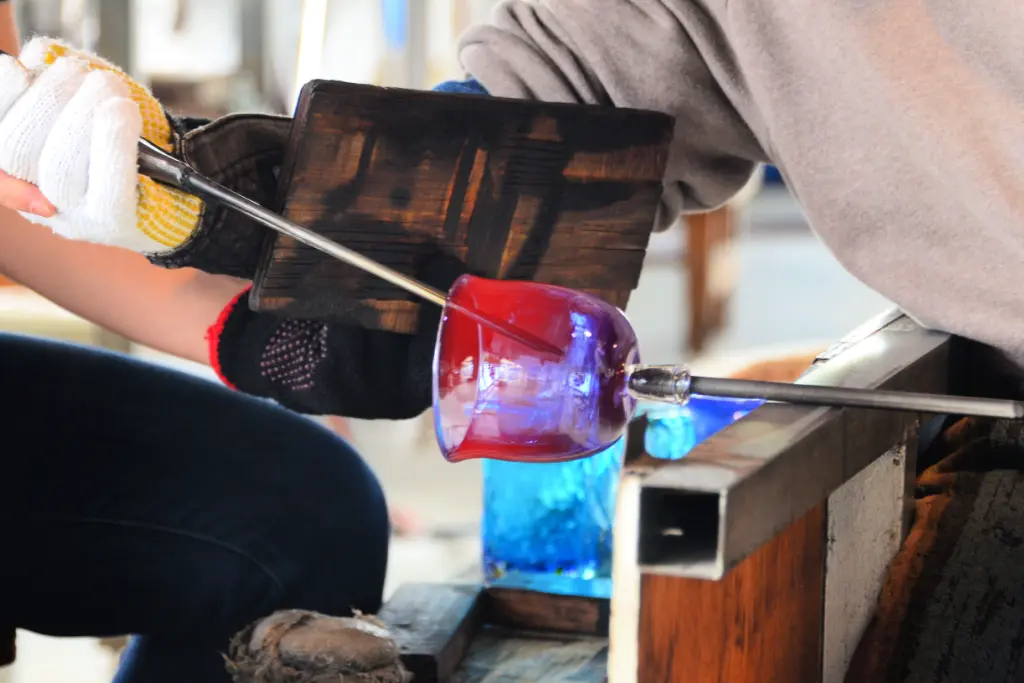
[468,0,499,24]
[132,0,242,78]
[128,0,502,110]
[427,0,460,82]
[266,0,501,106]
[264,0,383,111]
[261,0,302,109]
[321,1,384,84]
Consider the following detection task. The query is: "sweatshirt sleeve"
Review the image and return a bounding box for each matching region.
[457,0,768,224]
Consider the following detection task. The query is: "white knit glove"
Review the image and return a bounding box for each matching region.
[0,38,203,254]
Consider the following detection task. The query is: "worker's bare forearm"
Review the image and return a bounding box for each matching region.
[0,2,18,55]
[0,13,258,369]
[0,209,247,364]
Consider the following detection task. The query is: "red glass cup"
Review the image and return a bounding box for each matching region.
[432,275,640,463]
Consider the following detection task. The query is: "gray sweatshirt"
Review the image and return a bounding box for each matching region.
[458,0,1024,370]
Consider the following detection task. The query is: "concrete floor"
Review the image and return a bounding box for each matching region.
[1,186,893,683]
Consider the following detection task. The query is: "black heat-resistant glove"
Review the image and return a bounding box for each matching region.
[207,252,467,420]
[151,114,292,279]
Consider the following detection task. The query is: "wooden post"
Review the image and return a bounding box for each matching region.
[685,206,734,353]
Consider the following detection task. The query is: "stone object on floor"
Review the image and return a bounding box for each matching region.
[226,610,412,683]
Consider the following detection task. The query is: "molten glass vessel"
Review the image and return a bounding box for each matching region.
[433,274,640,464]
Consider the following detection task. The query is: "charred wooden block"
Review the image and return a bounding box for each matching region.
[250,80,674,333]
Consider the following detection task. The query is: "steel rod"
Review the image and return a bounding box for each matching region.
[186,175,450,307]
[689,376,1024,419]
[137,139,448,308]
[137,138,1024,419]
[625,363,1024,419]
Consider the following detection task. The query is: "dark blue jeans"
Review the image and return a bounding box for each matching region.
[0,333,390,683]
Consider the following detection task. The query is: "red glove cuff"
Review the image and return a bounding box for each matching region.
[205,285,252,390]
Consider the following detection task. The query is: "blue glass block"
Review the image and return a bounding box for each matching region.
[483,439,625,583]
[480,395,764,594]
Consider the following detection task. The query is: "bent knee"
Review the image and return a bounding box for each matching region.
[268,434,390,615]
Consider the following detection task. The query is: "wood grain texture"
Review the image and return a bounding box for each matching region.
[372,582,612,682]
[484,586,610,637]
[637,503,826,683]
[251,80,674,332]
[377,583,484,683]
[452,629,608,683]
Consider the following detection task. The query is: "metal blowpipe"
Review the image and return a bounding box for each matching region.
[627,366,1024,420]
[139,139,1024,420]
[137,139,449,307]
[136,139,561,355]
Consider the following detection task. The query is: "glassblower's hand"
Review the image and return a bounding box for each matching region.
[0,38,204,254]
[0,48,51,216]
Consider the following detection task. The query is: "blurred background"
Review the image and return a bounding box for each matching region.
[0,2,892,682]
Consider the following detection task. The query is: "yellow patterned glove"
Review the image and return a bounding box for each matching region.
[0,37,203,253]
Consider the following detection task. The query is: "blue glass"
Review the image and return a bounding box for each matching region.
[481,395,763,592]
[432,79,489,96]
[483,439,625,584]
[644,395,765,460]
[381,0,408,49]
